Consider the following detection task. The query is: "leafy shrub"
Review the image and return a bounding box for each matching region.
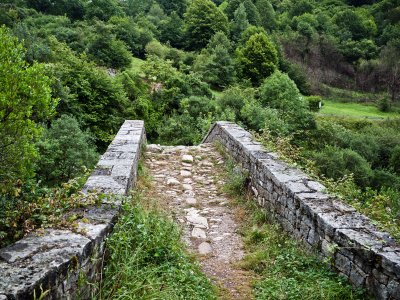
[279,59,311,95]
[0,174,97,248]
[218,85,253,118]
[259,71,316,133]
[371,169,400,190]
[145,40,169,58]
[311,146,373,188]
[306,119,352,150]
[390,145,400,175]
[157,110,212,146]
[378,97,391,112]
[183,96,217,118]
[36,115,99,186]
[108,16,154,58]
[88,34,132,69]
[306,95,323,111]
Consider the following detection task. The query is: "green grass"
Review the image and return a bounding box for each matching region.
[221,156,368,300]
[319,100,400,119]
[97,165,217,300]
[129,56,145,74]
[319,84,382,103]
[211,89,223,100]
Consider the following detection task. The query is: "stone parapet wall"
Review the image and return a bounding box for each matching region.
[203,121,400,300]
[0,120,146,300]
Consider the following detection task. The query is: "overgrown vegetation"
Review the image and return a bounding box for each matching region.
[256,128,400,241]
[97,165,217,300]
[222,157,367,300]
[1,0,399,249]
[0,173,97,248]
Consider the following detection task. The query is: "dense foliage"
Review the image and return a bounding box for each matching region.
[0,26,56,190]
[0,0,399,262]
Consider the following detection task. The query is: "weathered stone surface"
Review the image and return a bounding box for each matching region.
[182,155,194,163]
[182,184,193,191]
[147,144,163,153]
[0,120,146,299]
[0,230,90,264]
[192,228,207,239]
[167,178,180,186]
[186,214,209,229]
[198,242,212,255]
[186,197,197,205]
[203,121,400,300]
[180,170,192,177]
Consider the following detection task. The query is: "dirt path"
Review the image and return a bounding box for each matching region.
[144,143,254,299]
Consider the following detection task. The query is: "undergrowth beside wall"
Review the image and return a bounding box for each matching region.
[0,172,96,248]
[221,156,368,300]
[97,162,217,300]
[255,130,400,241]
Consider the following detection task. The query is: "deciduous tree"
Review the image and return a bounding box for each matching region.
[230,3,249,43]
[36,115,98,185]
[0,26,56,189]
[184,0,228,50]
[235,32,278,85]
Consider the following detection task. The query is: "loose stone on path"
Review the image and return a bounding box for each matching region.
[182,154,194,163]
[198,242,212,255]
[166,178,180,186]
[192,228,207,239]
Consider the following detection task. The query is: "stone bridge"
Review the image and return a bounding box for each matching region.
[0,121,399,299]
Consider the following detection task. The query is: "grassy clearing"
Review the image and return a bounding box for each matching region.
[97,163,217,300]
[319,85,382,103]
[211,89,223,100]
[319,100,400,119]
[221,158,368,300]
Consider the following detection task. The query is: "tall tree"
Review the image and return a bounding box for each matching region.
[225,0,261,26]
[235,32,278,85]
[156,0,188,16]
[194,32,235,88]
[184,0,228,50]
[122,0,152,17]
[159,12,185,48]
[0,26,56,189]
[86,0,124,21]
[380,41,400,102]
[230,3,249,43]
[26,0,86,20]
[256,0,276,31]
[147,2,166,27]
